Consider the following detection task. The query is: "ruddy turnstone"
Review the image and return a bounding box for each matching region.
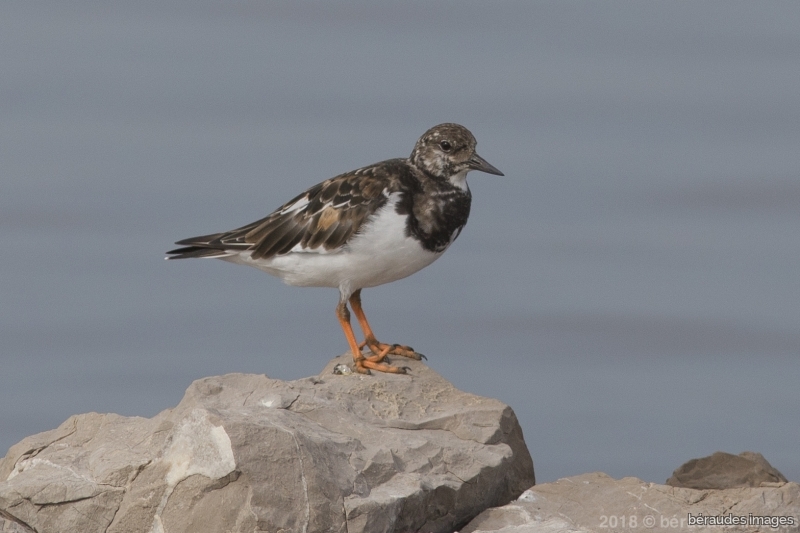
[167,123,503,374]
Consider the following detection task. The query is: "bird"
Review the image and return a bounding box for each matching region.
[166,123,503,374]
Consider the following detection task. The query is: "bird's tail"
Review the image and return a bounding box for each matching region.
[165,233,233,260]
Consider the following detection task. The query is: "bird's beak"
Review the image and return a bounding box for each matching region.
[468,153,504,176]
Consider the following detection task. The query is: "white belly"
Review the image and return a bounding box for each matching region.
[221,200,443,293]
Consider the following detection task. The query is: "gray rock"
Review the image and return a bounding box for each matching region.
[0,354,534,533]
[666,450,788,489]
[462,472,800,533]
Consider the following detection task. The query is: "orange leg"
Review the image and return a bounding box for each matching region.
[336,300,407,374]
[348,290,425,363]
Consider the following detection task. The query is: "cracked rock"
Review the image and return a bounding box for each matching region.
[0,354,534,533]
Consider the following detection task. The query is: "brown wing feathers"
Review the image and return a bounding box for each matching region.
[167,168,395,261]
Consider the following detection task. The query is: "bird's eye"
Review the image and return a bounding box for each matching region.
[439,140,452,152]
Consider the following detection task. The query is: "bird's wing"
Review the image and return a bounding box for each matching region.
[169,162,405,260]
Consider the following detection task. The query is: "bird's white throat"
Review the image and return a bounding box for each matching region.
[447,169,470,192]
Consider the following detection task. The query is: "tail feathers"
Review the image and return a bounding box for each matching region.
[167,232,233,260]
[165,245,232,260]
[166,231,252,259]
[173,232,225,246]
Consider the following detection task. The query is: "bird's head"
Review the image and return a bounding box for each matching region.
[410,123,503,187]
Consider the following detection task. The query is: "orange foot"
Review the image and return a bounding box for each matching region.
[359,336,427,363]
[352,356,408,375]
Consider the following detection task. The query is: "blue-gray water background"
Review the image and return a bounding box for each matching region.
[2,2,799,484]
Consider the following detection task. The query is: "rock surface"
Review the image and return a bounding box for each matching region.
[0,354,534,533]
[462,472,800,533]
[666,450,788,490]
[0,517,29,533]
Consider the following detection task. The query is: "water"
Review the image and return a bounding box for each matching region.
[2,1,799,484]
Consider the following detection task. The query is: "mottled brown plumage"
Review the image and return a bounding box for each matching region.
[169,160,405,259]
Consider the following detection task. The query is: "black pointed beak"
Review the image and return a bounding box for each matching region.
[468,153,504,176]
